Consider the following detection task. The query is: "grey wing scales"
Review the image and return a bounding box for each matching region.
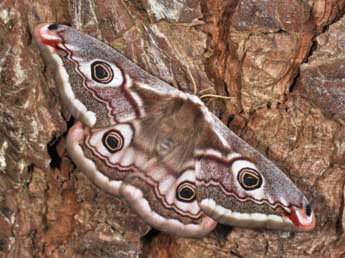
[36,23,315,236]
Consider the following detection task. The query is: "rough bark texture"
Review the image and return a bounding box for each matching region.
[0,0,345,257]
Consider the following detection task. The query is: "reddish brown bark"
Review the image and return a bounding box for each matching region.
[0,0,344,257]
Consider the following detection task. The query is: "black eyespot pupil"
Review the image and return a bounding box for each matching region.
[243,173,258,187]
[106,135,119,149]
[176,182,196,202]
[91,61,113,83]
[95,65,108,79]
[238,168,263,191]
[102,130,123,153]
[180,187,194,199]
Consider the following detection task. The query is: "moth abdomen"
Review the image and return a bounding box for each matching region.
[35,23,315,236]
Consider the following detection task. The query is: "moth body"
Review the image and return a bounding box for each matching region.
[35,23,315,237]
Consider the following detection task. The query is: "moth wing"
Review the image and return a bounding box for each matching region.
[120,169,216,238]
[35,23,156,128]
[35,23,315,234]
[195,117,315,231]
[65,83,217,237]
[115,93,217,237]
[66,121,139,195]
[36,23,219,234]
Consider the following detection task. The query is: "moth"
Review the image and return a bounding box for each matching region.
[34,23,315,237]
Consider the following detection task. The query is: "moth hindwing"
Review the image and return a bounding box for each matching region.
[35,23,315,237]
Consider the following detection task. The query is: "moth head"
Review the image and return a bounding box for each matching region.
[196,152,315,232]
[34,23,131,128]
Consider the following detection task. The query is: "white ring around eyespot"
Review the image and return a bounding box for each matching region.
[231,159,258,174]
[78,59,124,87]
[87,124,134,165]
[231,159,266,200]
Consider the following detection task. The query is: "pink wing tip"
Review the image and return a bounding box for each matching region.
[34,23,63,48]
[288,204,316,231]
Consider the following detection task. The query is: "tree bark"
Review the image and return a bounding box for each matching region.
[0,0,344,257]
